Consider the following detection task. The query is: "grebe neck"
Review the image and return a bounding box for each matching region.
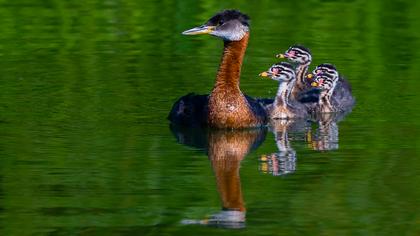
[274,81,294,109]
[212,33,249,92]
[296,62,310,88]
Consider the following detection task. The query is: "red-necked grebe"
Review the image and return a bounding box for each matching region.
[168,10,267,129]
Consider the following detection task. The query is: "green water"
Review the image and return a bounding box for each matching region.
[1,0,419,235]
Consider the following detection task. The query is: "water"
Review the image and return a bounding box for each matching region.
[0,0,419,235]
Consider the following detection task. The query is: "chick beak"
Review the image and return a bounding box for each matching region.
[259,71,271,78]
[311,81,319,87]
[182,25,216,35]
[276,53,287,59]
[306,73,314,80]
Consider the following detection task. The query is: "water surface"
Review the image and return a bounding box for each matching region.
[0,0,419,235]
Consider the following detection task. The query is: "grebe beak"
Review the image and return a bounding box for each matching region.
[276,53,287,59]
[311,81,319,87]
[182,25,216,35]
[259,71,271,78]
[306,73,314,79]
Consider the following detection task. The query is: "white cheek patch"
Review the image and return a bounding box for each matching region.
[211,24,248,41]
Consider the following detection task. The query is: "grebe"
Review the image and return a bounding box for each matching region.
[310,64,355,113]
[311,63,354,109]
[259,62,308,119]
[168,10,267,129]
[276,45,313,100]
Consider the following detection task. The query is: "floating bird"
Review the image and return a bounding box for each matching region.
[259,62,309,119]
[310,64,355,113]
[276,45,313,100]
[168,10,267,129]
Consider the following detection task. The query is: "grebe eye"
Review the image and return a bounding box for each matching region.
[271,67,280,74]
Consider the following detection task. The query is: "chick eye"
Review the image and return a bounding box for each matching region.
[271,67,280,74]
[218,20,224,25]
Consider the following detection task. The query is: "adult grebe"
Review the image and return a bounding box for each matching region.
[276,45,313,100]
[168,10,267,129]
[310,64,355,113]
[259,62,308,119]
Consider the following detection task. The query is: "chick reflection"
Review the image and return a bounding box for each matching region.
[171,125,266,229]
[307,112,349,151]
[259,119,308,176]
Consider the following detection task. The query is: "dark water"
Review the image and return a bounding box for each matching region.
[1,1,419,235]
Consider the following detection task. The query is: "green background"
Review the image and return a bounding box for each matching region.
[0,0,419,235]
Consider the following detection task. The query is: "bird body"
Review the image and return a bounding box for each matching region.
[208,33,267,128]
[277,45,313,100]
[168,10,267,129]
[311,64,355,113]
[260,62,308,119]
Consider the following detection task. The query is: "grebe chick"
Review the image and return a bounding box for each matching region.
[311,63,354,109]
[310,64,355,113]
[259,62,308,119]
[276,45,313,100]
[168,10,267,129]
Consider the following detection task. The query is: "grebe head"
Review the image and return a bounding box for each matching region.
[311,64,339,91]
[313,63,339,78]
[276,45,312,65]
[306,63,338,82]
[182,10,250,41]
[259,62,296,82]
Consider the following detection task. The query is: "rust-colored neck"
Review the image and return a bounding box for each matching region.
[207,33,264,129]
[213,33,249,92]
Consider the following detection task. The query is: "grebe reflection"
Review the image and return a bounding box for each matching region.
[171,126,266,228]
[306,112,350,151]
[259,119,309,176]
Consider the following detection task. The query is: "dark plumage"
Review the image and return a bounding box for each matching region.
[168,93,208,127]
[206,10,250,27]
[296,88,321,103]
[168,93,267,127]
[332,76,355,111]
